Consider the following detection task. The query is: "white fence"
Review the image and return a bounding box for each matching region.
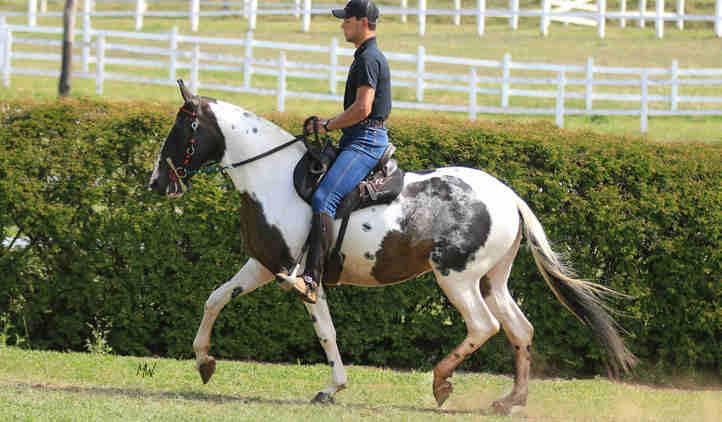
[2,24,722,132]
[2,0,722,38]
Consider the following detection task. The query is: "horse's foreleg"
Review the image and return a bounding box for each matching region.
[483,228,533,415]
[192,258,274,384]
[432,270,501,407]
[303,283,347,404]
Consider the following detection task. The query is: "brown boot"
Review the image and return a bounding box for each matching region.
[277,212,333,304]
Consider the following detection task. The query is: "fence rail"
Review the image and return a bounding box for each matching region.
[2,24,722,132]
[1,0,721,38]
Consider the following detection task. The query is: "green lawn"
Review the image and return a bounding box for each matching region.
[0,347,719,421]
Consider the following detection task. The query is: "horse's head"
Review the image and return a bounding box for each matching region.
[148,80,225,197]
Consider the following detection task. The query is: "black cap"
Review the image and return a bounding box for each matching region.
[332,0,380,23]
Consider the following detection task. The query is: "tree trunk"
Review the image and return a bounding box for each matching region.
[59,0,77,97]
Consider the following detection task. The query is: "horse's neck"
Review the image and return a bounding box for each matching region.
[224,144,304,202]
[213,103,308,223]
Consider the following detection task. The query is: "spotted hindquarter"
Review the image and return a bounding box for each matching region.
[336,168,520,286]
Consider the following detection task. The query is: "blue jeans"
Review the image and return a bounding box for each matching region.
[312,125,389,217]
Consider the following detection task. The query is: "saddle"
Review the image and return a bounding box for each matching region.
[293,142,404,217]
[292,128,404,287]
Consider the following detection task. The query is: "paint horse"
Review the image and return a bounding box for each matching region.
[148,81,636,414]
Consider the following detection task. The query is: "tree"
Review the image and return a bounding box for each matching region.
[58,0,77,97]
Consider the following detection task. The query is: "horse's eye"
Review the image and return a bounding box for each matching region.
[191,121,199,131]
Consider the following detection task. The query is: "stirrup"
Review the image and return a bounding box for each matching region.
[276,267,318,304]
[276,264,301,292]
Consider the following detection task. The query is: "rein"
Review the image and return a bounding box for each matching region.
[167,112,322,193]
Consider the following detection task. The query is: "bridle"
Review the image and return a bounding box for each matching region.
[165,109,321,193]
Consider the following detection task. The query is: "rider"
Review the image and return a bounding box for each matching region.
[278,0,391,304]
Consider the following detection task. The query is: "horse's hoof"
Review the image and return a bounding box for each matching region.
[491,400,511,416]
[433,380,453,407]
[197,356,216,384]
[311,391,334,404]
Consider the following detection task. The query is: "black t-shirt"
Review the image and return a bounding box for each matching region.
[343,37,391,121]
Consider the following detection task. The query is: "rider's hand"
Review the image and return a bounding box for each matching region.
[305,117,328,135]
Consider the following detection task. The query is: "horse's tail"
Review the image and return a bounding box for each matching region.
[514,194,638,376]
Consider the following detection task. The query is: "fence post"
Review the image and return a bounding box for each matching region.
[329,37,338,94]
[715,0,722,37]
[501,53,510,107]
[598,0,606,38]
[418,0,426,36]
[169,26,178,82]
[510,0,519,30]
[477,0,486,36]
[40,0,47,13]
[277,52,286,112]
[541,0,550,36]
[294,0,301,19]
[555,71,566,128]
[243,31,253,89]
[242,0,248,19]
[136,0,146,31]
[191,43,200,93]
[416,45,425,101]
[95,33,105,94]
[454,0,461,25]
[468,68,478,120]
[585,57,594,111]
[2,29,11,88]
[620,0,627,27]
[190,0,199,32]
[82,0,91,73]
[250,0,257,30]
[640,69,648,133]
[28,0,37,27]
[670,59,678,111]
[676,0,684,30]
[655,0,664,38]
[302,0,311,32]
[639,0,646,28]
[401,0,408,23]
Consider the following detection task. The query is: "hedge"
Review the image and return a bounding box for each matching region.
[1,99,720,382]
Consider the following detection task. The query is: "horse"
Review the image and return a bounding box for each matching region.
[148,80,636,414]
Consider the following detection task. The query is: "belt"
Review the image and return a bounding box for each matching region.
[358,118,386,129]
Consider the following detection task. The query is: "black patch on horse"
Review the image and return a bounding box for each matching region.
[238,192,295,274]
[372,175,492,282]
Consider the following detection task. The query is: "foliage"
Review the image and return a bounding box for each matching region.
[0,99,719,381]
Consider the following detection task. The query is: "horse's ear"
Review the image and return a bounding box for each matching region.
[177,79,193,102]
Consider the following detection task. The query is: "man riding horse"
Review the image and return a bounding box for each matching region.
[277,0,392,304]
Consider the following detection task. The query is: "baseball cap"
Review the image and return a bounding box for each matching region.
[332,0,380,23]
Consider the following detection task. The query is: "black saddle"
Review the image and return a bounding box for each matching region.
[291,123,404,287]
[293,141,404,220]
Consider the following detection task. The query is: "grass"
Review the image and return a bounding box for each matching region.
[3,74,721,143]
[0,346,720,421]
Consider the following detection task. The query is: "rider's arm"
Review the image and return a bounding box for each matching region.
[325,86,375,131]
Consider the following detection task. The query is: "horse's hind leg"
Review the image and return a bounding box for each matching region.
[482,228,534,414]
[432,269,501,407]
[192,258,274,384]
[302,283,348,404]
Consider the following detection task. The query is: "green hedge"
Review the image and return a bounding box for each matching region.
[1,99,720,381]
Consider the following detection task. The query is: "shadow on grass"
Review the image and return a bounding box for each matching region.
[3,381,492,416]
